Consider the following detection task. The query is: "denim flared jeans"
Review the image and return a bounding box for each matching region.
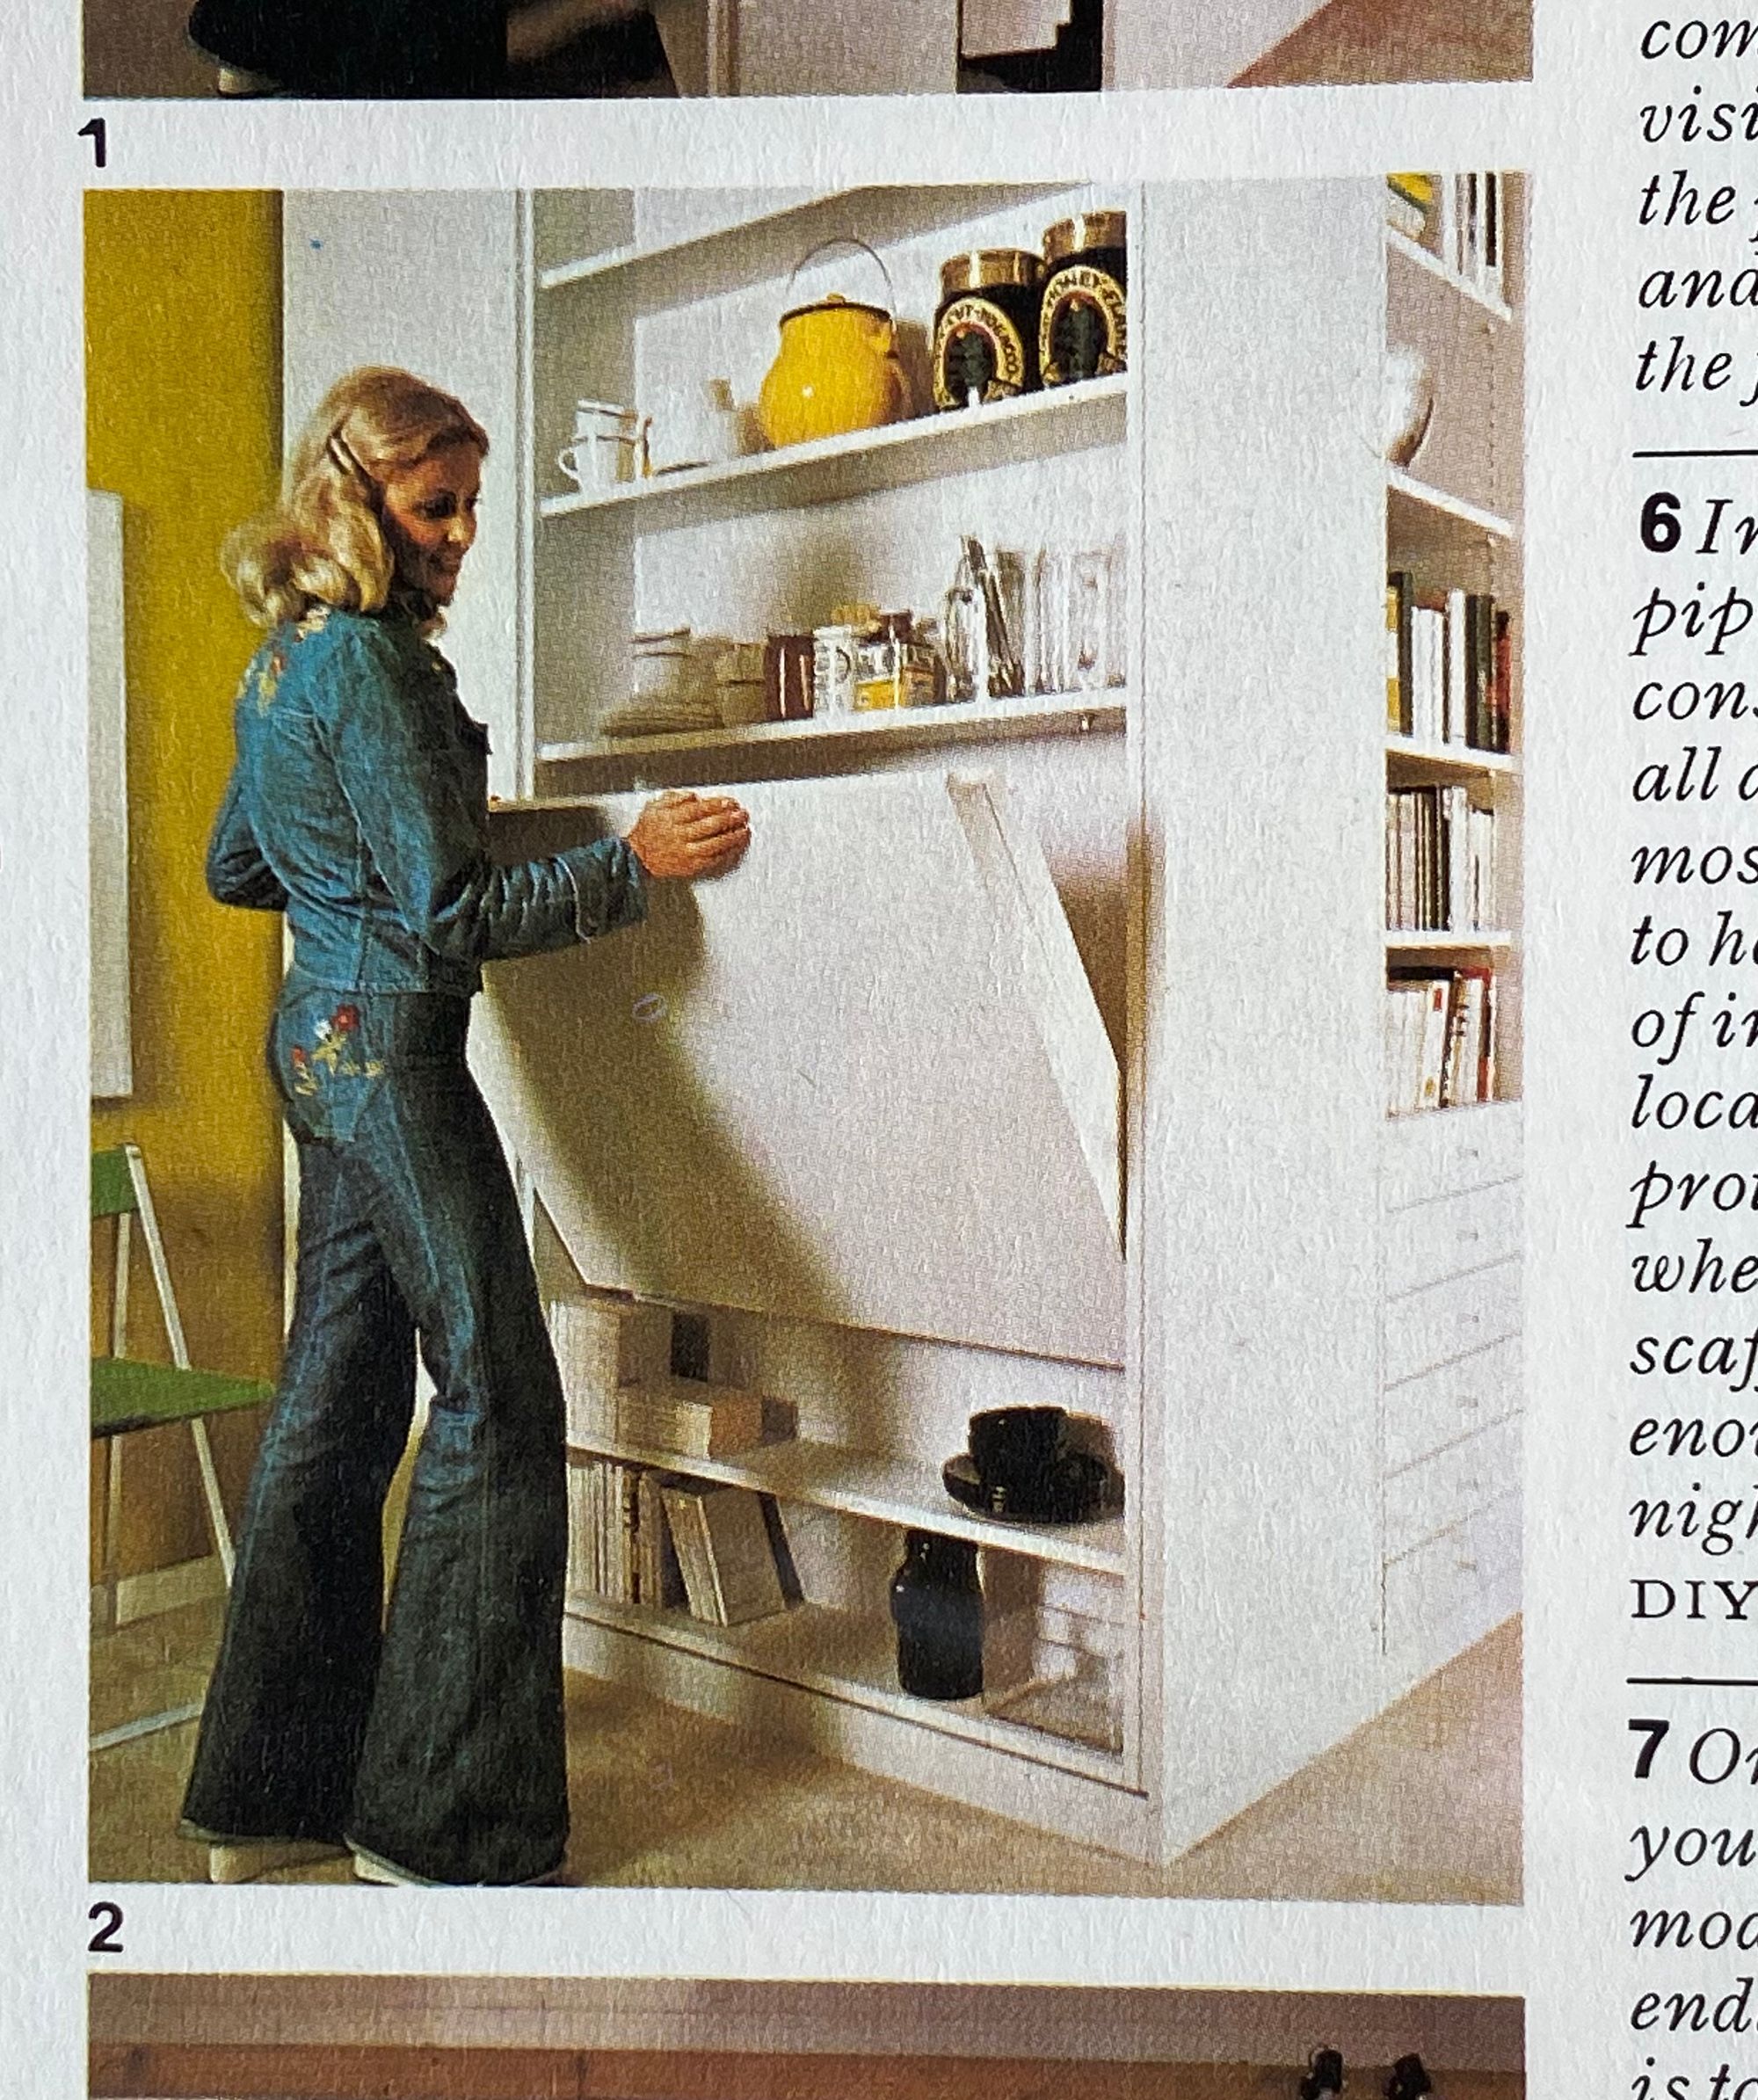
[181,976,569,1884]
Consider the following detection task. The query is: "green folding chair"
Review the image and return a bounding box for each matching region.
[91,1143,274,1748]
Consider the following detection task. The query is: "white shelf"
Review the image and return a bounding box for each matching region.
[536,185,1068,307]
[565,1432,1128,1576]
[1385,928,1515,953]
[540,377,1128,527]
[529,690,1126,778]
[1385,227,1514,325]
[1384,735,1516,781]
[1386,469,1515,544]
[566,1592,1128,1783]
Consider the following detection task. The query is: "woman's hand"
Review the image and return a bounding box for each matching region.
[625,790,751,881]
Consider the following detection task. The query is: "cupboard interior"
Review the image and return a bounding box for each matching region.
[504,180,1144,1787]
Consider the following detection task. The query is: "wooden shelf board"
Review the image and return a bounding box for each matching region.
[536,184,1071,304]
[1385,929,1515,953]
[566,1430,1128,1575]
[530,690,1126,774]
[566,1591,1129,1784]
[1385,227,1515,325]
[539,376,1128,526]
[1384,735,1516,780]
[1386,469,1515,544]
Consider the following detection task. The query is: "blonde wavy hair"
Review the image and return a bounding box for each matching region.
[225,367,490,629]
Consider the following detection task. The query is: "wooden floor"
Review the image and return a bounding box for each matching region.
[1241,0,1530,84]
[84,0,1527,95]
[91,1601,1520,1900]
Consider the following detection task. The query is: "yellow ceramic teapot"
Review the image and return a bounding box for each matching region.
[758,238,912,451]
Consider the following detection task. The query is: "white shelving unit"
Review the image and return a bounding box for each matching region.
[1379,176,1525,1694]
[539,376,1127,524]
[280,178,1522,1870]
[643,0,1336,94]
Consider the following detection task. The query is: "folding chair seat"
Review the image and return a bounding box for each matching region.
[91,1142,273,1748]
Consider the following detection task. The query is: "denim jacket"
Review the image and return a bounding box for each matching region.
[207,604,644,994]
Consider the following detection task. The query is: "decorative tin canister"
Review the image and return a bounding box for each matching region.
[1038,212,1128,387]
[932,249,1043,410]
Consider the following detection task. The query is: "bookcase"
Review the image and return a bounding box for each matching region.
[280,176,1523,1866]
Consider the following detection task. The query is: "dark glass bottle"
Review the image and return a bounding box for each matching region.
[889,1530,984,1701]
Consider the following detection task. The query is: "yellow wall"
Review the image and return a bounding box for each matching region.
[87,193,284,1578]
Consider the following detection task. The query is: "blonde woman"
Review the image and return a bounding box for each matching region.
[181,367,749,1886]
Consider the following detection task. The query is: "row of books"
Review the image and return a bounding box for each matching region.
[1386,784,1498,933]
[548,1289,774,1459]
[1385,171,1507,301]
[566,1458,788,1627]
[1386,575,1512,752]
[1385,968,1498,1115]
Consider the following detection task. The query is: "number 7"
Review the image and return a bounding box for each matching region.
[1631,1717,1671,1779]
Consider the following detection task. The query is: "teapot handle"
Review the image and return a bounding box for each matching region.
[782,236,898,326]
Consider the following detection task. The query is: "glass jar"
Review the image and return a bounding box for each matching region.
[1039,211,1128,387]
[889,1530,984,1701]
[854,614,941,710]
[933,249,1043,411]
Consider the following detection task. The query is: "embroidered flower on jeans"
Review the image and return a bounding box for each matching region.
[299,1007,383,1086]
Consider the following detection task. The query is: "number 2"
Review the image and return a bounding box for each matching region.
[87,1900,123,1955]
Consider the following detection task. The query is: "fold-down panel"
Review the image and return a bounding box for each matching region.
[479,773,1124,1364]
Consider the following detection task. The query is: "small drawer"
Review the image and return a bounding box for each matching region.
[1384,1181,1522,1297]
[1383,1101,1522,1211]
[1384,1337,1522,1472]
[1384,1489,1522,1657]
[1384,1415,1522,1562]
[1383,1258,1521,1385]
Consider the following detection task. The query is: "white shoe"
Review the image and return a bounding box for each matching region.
[350,1842,570,1887]
[207,1838,347,1885]
[214,63,281,94]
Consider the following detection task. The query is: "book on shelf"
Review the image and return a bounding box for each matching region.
[548,1290,673,1447]
[566,1455,686,1612]
[1385,967,1498,1115]
[1435,170,1504,299]
[1385,784,1497,932]
[614,1376,768,1458]
[1386,570,1413,732]
[659,1481,789,1627]
[1384,576,1510,752]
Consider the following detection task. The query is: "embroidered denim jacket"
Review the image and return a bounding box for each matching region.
[207,605,644,993]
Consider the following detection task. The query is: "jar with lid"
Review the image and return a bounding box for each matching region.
[855,613,941,711]
[933,249,1043,411]
[1038,211,1128,387]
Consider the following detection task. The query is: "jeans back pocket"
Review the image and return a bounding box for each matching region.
[271,985,386,1144]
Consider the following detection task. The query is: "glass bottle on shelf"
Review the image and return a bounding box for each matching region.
[889,1530,984,1700]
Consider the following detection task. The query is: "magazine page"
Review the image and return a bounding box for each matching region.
[0,0,1726,2096]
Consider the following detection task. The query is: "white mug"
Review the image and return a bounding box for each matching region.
[556,433,635,491]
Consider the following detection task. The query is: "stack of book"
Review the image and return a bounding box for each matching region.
[566,1457,686,1611]
[1385,969,1497,1115]
[548,1290,673,1448]
[565,1460,790,1628]
[1386,784,1497,933]
[1443,170,1505,300]
[1385,170,1505,302]
[1386,574,1512,752]
[615,1377,768,1458]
